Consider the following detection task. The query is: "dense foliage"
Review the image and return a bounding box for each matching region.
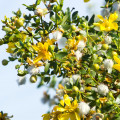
[1,0,120,120]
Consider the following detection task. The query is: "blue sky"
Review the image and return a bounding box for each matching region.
[0,0,103,120]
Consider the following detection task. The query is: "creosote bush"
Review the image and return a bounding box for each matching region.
[1,0,120,120]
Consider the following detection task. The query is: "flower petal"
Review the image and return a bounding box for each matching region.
[32,45,39,51]
[97,15,104,21]
[72,100,78,108]
[60,100,64,106]
[74,112,81,120]
[109,12,118,22]
[58,113,71,120]
[113,64,120,72]
[114,56,120,64]
[112,23,118,31]
[54,106,66,112]
[33,56,42,64]
[64,94,71,106]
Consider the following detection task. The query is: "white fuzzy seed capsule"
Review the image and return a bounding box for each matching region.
[75,50,82,60]
[52,30,62,41]
[77,40,86,51]
[34,8,47,16]
[62,77,70,85]
[103,59,113,73]
[17,76,26,85]
[104,36,112,44]
[34,8,43,16]
[27,66,39,75]
[78,102,90,115]
[97,84,109,96]
[72,74,81,83]
[97,44,102,50]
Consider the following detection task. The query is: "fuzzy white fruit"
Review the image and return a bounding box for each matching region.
[104,36,112,44]
[78,102,90,115]
[72,74,81,83]
[77,40,86,51]
[34,8,43,16]
[52,30,62,41]
[17,76,26,85]
[103,59,113,73]
[97,84,109,96]
[34,8,47,16]
[27,66,39,75]
[75,50,82,60]
[62,77,70,85]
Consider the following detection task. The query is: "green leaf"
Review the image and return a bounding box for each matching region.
[2,27,12,32]
[85,16,89,21]
[22,4,35,11]
[36,0,41,5]
[61,24,70,30]
[72,11,78,21]
[90,70,96,77]
[17,70,27,76]
[44,77,50,83]
[12,9,22,17]
[44,62,50,73]
[59,0,64,6]
[55,51,68,60]
[37,77,44,88]
[48,45,55,53]
[89,14,95,25]
[19,40,24,47]
[48,22,54,31]
[115,116,120,120]
[43,21,49,30]
[114,113,120,120]
[65,7,71,21]
[9,34,15,42]
[50,76,56,88]
[55,14,61,24]
[8,57,16,61]
[61,15,68,25]
[50,11,55,21]
[15,42,21,49]
[80,69,87,75]
[85,78,96,86]
[86,95,95,101]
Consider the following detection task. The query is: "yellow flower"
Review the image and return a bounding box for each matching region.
[66,38,78,50]
[99,97,107,104]
[113,56,120,72]
[42,94,80,120]
[26,57,43,67]
[84,0,90,2]
[105,77,112,83]
[32,42,52,63]
[6,42,16,53]
[94,12,118,32]
[46,38,56,45]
